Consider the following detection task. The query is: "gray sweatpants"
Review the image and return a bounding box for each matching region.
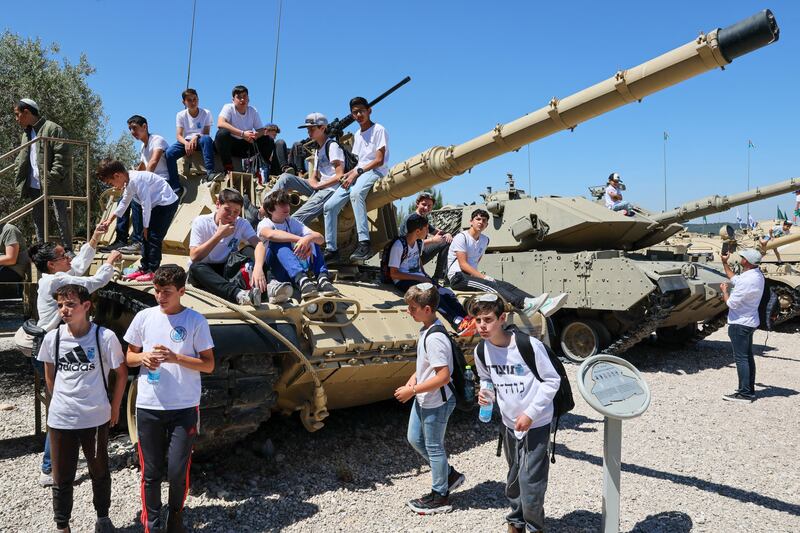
[267,172,335,224]
[503,423,551,532]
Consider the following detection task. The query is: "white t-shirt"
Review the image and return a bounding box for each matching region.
[727,268,765,328]
[388,238,422,278]
[317,140,345,181]
[176,108,213,140]
[124,307,214,410]
[141,134,170,181]
[473,334,560,438]
[188,214,257,266]
[415,320,453,408]
[604,185,620,208]
[219,103,263,140]
[447,231,489,280]
[352,123,389,176]
[256,216,312,242]
[29,130,40,189]
[113,170,179,229]
[38,324,124,430]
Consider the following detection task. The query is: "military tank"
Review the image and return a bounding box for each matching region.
[82,9,779,450]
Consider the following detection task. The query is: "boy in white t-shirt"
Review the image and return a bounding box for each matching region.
[98,159,180,283]
[188,188,263,306]
[394,283,464,515]
[447,208,568,318]
[323,96,390,264]
[252,190,338,300]
[266,112,345,224]
[166,88,217,183]
[124,265,215,533]
[603,172,633,216]
[38,284,127,533]
[214,85,274,179]
[471,295,560,533]
[128,114,182,195]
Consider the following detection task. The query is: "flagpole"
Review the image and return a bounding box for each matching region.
[527,144,532,194]
[663,131,668,211]
[747,140,751,221]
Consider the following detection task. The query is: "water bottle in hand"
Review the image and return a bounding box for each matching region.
[463,365,475,403]
[147,367,160,385]
[479,383,495,423]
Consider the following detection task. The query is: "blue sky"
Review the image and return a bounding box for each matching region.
[7,0,800,222]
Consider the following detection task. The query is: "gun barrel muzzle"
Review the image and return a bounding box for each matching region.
[718,9,779,62]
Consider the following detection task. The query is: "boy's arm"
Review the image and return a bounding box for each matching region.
[456,251,485,278]
[189,223,234,262]
[177,126,189,145]
[145,149,164,173]
[389,267,429,282]
[0,242,19,266]
[259,226,302,244]
[315,160,343,189]
[109,365,128,426]
[252,241,268,292]
[125,344,161,370]
[157,345,215,373]
[44,362,55,395]
[520,339,561,427]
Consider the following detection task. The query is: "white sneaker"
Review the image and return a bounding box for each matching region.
[267,280,293,304]
[236,290,251,305]
[538,293,569,318]
[250,287,262,307]
[39,471,53,487]
[522,293,549,317]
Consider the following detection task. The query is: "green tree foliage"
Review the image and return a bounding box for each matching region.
[0,31,135,237]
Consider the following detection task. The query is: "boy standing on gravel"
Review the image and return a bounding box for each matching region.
[394,282,465,515]
[124,265,215,533]
[38,284,127,533]
[471,294,560,533]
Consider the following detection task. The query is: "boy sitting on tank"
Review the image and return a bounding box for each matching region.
[166,88,217,184]
[603,172,634,216]
[387,213,474,334]
[447,208,568,318]
[323,96,389,264]
[253,190,338,301]
[215,85,274,180]
[265,113,344,224]
[187,188,265,306]
[399,191,453,280]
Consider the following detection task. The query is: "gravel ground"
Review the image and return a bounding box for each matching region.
[0,314,798,533]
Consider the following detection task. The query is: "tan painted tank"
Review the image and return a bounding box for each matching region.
[84,9,778,450]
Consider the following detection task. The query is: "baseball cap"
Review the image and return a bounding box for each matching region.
[739,248,762,265]
[297,113,328,129]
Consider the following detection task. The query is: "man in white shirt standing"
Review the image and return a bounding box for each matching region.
[323,96,389,264]
[266,113,344,224]
[166,88,217,184]
[720,248,765,402]
[214,85,274,180]
[603,173,633,216]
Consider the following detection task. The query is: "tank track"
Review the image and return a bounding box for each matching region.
[603,293,674,355]
[691,312,729,343]
[93,285,281,454]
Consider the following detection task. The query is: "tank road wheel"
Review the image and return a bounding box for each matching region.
[126,379,138,445]
[656,323,698,346]
[559,319,608,363]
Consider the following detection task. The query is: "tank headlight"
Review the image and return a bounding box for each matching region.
[306,303,319,314]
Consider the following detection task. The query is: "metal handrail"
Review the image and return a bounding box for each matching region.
[0,136,92,244]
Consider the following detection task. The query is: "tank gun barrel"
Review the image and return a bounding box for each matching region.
[653,177,800,225]
[764,231,800,251]
[367,10,779,209]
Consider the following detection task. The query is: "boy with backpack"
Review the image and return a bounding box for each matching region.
[124,264,215,533]
[394,282,465,514]
[385,213,474,333]
[38,284,128,533]
[471,294,564,533]
[448,208,568,318]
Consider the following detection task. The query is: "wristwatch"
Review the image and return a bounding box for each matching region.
[356,168,365,176]
[411,385,417,394]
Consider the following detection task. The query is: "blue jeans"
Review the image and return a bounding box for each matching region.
[268,173,336,224]
[141,201,179,272]
[166,136,216,179]
[115,201,144,245]
[728,323,756,396]
[611,201,632,212]
[266,241,327,283]
[407,395,456,495]
[31,357,52,473]
[323,169,382,250]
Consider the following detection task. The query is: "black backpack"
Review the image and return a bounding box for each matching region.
[53,324,110,398]
[323,138,359,174]
[424,324,476,412]
[477,327,574,463]
[380,237,423,284]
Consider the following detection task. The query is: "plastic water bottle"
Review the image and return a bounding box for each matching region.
[463,365,475,403]
[293,243,310,271]
[479,383,495,423]
[147,367,160,385]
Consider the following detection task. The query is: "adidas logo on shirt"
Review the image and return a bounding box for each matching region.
[57,346,96,372]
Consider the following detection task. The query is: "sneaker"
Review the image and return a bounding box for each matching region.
[537,293,569,318]
[39,471,53,487]
[349,241,374,263]
[250,286,262,306]
[236,290,251,305]
[507,524,524,533]
[123,268,146,281]
[266,280,293,304]
[136,272,155,283]
[722,392,755,403]
[323,248,340,264]
[317,276,339,296]
[521,293,549,317]
[166,508,186,533]
[94,517,114,533]
[457,316,477,337]
[99,240,128,253]
[447,466,465,493]
[56,527,71,533]
[299,279,319,300]
[407,491,452,515]
[118,242,143,255]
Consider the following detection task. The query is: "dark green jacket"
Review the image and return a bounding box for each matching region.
[14,117,72,197]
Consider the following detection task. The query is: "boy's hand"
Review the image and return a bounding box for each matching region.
[340,170,358,189]
[720,252,730,263]
[143,228,149,241]
[294,237,313,260]
[153,344,178,364]
[216,223,236,238]
[252,266,268,292]
[477,389,491,406]
[105,250,122,265]
[514,413,533,432]
[720,282,729,295]
[394,385,414,403]
[140,352,164,370]
[93,222,109,239]
[110,405,120,426]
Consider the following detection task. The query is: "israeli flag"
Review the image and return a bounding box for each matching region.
[748,214,757,230]
[736,209,744,229]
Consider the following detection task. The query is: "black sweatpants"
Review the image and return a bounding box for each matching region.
[214,129,275,171]
[137,406,198,533]
[449,271,532,309]
[393,279,467,326]
[49,423,111,529]
[421,241,450,280]
[187,246,255,303]
[141,200,179,273]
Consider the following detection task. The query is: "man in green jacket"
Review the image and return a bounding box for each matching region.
[13,99,73,252]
